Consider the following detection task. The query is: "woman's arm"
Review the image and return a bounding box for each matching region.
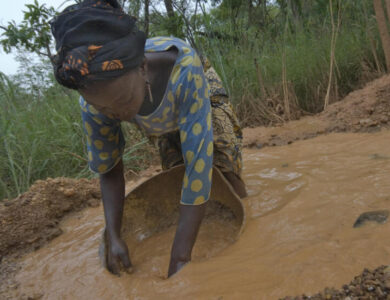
[167,52,214,276]
[100,159,133,275]
[168,203,206,277]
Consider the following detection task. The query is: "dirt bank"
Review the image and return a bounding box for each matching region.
[0,177,100,259]
[0,166,162,260]
[244,74,390,148]
[0,177,100,299]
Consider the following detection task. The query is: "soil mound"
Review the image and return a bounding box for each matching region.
[0,177,100,259]
[244,74,390,148]
[282,265,390,300]
[0,177,101,299]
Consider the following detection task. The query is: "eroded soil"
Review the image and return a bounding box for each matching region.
[0,178,100,259]
[0,177,101,298]
[244,74,390,148]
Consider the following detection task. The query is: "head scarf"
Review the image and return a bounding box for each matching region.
[51,0,146,89]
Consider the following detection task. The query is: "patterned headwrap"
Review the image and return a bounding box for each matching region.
[50,0,146,89]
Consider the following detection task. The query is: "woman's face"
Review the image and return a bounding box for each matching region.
[80,67,146,121]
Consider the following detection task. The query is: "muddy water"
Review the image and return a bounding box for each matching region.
[15,132,390,299]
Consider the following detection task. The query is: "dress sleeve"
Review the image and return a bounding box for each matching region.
[79,96,125,174]
[177,53,213,205]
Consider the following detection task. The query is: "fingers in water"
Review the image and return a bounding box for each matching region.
[119,250,132,269]
[107,252,121,276]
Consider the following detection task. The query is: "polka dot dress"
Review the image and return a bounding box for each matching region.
[79,37,213,205]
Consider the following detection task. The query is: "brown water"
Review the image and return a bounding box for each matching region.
[15,132,390,299]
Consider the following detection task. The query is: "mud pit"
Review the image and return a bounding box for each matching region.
[2,131,390,299]
[2,76,390,299]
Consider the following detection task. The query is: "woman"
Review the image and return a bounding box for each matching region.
[51,0,246,277]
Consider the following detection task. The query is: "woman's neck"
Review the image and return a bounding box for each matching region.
[137,48,178,116]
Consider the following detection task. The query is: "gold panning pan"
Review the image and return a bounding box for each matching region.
[100,165,246,267]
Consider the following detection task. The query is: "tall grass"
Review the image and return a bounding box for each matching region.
[197,2,384,126]
[0,76,154,200]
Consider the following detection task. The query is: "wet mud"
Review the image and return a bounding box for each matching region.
[1,131,390,299]
[0,177,101,299]
[3,75,390,299]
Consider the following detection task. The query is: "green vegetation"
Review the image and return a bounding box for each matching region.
[0,70,154,200]
[194,0,383,125]
[0,0,388,199]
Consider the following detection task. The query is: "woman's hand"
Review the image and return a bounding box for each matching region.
[106,234,133,275]
[168,203,207,277]
[99,159,131,275]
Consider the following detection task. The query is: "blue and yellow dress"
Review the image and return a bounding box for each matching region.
[79,37,213,205]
